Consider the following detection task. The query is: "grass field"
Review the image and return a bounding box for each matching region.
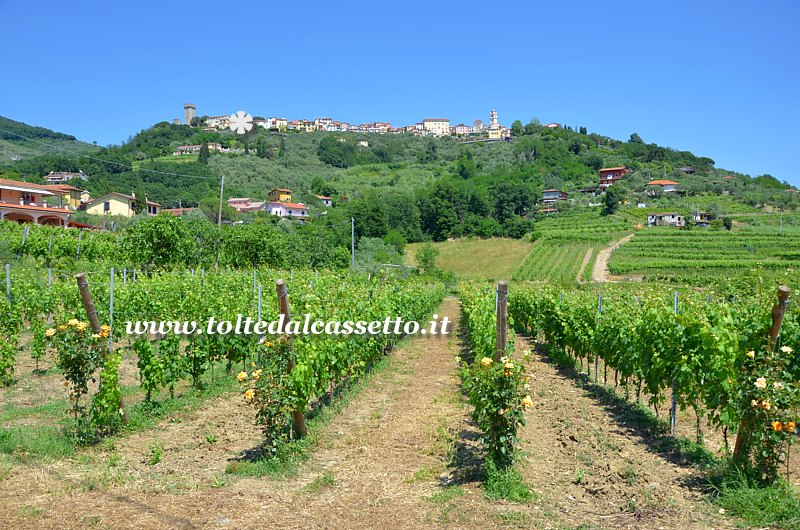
[404,238,533,279]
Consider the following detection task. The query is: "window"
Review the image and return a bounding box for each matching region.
[103,201,110,212]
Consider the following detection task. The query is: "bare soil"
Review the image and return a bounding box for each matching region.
[0,297,733,529]
[592,234,635,283]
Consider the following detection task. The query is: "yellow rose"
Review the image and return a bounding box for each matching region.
[480,357,493,367]
[772,421,783,432]
[59,325,67,331]
[101,325,111,333]
[76,322,88,332]
[92,333,101,340]
[244,389,254,401]
[780,346,793,354]
[237,371,248,382]
[521,395,533,408]
[746,350,755,358]
[786,421,796,433]
[45,328,56,337]
[68,319,79,327]
[754,377,767,389]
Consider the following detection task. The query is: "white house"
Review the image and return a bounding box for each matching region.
[267,201,309,219]
[647,212,685,227]
[646,179,679,193]
[316,195,332,207]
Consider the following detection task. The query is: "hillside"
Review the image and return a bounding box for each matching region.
[0,116,797,245]
[0,116,98,162]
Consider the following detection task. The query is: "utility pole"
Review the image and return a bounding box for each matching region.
[217,175,225,227]
[351,217,355,269]
[215,175,225,272]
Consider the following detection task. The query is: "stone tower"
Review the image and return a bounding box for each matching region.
[184,103,196,125]
[490,109,499,129]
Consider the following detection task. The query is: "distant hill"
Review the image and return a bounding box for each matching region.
[0,115,97,162]
[0,115,796,242]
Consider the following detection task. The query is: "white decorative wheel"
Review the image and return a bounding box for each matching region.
[229,111,253,134]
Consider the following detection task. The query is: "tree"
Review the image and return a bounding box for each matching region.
[629,133,644,144]
[455,150,477,179]
[318,135,356,168]
[602,185,624,215]
[256,138,267,158]
[584,154,604,171]
[579,126,587,135]
[120,214,196,268]
[133,179,148,214]
[511,120,524,136]
[415,242,439,274]
[198,142,210,164]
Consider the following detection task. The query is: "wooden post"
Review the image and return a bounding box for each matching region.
[733,285,791,461]
[276,279,306,437]
[671,292,678,436]
[76,273,101,333]
[495,281,508,361]
[75,273,128,422]
[595,293,602,383]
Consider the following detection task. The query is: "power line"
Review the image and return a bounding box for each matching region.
[0,127,223,181]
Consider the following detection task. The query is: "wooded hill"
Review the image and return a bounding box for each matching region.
[0,116,796,243]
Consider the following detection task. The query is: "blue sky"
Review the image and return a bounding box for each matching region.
[1,0,798,185]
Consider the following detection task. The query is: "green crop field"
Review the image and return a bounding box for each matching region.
[512,241,591,283]
[609,226,800,285]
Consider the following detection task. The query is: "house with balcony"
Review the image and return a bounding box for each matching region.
[47,184,84,209]
[598,167,628,189]
[267,201,308,220]
[542,189,568,204]
[0,178,73,226]
[268,188,293,203]
[44,170,88,184]
[85,192,161,217]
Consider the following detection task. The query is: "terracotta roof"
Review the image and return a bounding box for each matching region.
[0,178,58,195]
[315,195,332,200]
[270,202,307,210]
[646,180,679,186]
[46,184,82,192]
[599,167,626,172]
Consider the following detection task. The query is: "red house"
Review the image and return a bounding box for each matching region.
[598,167,628,189]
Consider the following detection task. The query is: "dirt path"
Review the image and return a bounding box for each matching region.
[0,297,732,529]
[508,334,730,529]
[0,298,468,529]
[592,234,634,282]
[575,247,594,283]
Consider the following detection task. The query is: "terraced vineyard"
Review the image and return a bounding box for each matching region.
[515,207,632,282]
[513,242,590,283]
[609,227,800,285]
